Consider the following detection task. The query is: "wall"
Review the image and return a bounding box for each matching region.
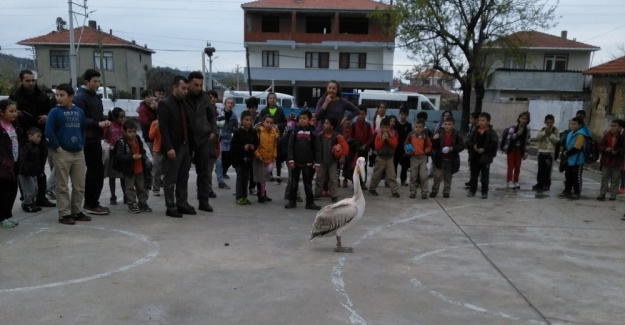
[588,76,625,138]
[481,102,529,133]
[527,100,582,136]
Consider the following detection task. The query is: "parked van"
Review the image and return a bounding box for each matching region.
[358,90,437,111]
[224,90,299,118]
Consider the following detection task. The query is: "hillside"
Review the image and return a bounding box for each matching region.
[0,53,34,95]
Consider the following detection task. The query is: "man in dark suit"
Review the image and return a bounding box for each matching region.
[158,76,196,218]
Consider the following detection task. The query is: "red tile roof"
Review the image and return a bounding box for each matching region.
[17,26,154,54]
[242,0,389,11]
[491,30,599,51]
[411,69,445,79]
[583,56,625,76]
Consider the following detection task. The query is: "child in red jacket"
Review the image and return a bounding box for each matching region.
[368,117,400,198]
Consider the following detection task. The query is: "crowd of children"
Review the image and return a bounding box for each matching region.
[5,83,625,229]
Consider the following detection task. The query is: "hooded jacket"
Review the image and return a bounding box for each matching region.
[73,86,105,140]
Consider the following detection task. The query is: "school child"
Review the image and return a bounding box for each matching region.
[416,111,432,138]
[19,127,43,212]
[285,110,321,210]
[533,114,559,191]
[405,119,432,199]
[231,111,259,205]
[561,116,590,199]
[113,120,152,213]
[254,114,279,203]
[500,111,531,189]
[314,117,349,202]
[465,113,499,199]
[149,118,163,196]
[395,107,412,186]
[368,117,400,198]
[430,117,465,198]
[352,105,373,187]
[45,84,90,225]
[0,100,21,228]
[104,107,126,204]
[465,111,480,187]
[597,119,624,201]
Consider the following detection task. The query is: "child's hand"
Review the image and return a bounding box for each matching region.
[133,154,142,160]
[433,133,440,140]
[288,161,295,169]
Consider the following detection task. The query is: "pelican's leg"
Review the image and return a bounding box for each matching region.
[333,236,353,253]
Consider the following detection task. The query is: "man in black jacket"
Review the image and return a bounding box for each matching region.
[9,70,56,208]
[158,76,195,218]
[185,72,218,212]
[73,69,111,215]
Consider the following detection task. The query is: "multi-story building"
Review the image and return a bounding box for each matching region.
[485,30,600,102]
[17,20,154,98]
[241,0,394,107]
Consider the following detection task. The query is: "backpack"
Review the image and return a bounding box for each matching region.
[584,136,600,164]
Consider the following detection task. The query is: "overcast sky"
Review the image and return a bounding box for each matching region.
[1,0,623,77]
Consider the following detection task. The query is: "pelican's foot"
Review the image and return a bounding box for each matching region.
[333,246,354,253]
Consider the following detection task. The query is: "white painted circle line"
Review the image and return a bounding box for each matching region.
[0,225,160,293]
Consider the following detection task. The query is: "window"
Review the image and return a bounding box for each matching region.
[94,51,113,70]
[262,15,279,33]
[262,51,279,67]
[306,16,332,34]
[544,54,567,71]
[504,54,526,69]
[50,50,69,69]
[339,52,367,69]
[339,16,368,34]
[305,52,329,68]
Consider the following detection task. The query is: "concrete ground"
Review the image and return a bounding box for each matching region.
[1,151,624,325]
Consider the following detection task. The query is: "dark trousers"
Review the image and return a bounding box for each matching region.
[289,166,315,205]
[36,137,49,203]
[469,157,490,193]
[0,178,18,221]
[394,153,410,183]
[163,143,191,209]
[194,142,212,205]
[235,164,252,199]
[536,153,553,188]
[83,139,104,207]
[221,151,232,177]
[564,164,583,194]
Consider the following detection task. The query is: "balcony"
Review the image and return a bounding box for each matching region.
[246,67,392,85]
[487,69,585,92]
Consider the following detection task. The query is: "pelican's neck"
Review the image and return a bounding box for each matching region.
[353,166,364,201]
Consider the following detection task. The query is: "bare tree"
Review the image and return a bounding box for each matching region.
[378,0,557,129]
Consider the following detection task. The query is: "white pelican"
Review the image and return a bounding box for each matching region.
[310,157,366,253]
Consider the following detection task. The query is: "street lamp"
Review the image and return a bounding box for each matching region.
[204,44,215,90]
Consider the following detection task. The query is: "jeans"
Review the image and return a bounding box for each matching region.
[19,175,38,205]
[235,164,252,199]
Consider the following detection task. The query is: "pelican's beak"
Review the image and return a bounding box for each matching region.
[356,166,361,174]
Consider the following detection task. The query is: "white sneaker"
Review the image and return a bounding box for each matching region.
[513,182,520,189]
[506,181,513,189]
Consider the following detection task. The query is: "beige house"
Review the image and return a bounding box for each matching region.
[17,20,154,98]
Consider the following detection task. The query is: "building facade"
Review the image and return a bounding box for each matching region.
[241,0,394,107]
[18,21,154,98]
[485,31,600,102]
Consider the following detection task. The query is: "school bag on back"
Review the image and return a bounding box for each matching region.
[584,136,599,164]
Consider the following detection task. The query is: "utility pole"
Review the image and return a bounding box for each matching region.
[97,25,107,98]
[67,0,89,89]
[235,64,240,90]
[204,43,215,90]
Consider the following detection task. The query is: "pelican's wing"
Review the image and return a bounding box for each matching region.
[310,201,358,239]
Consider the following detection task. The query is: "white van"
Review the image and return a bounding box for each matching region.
[224,90,298,120]
[358,90,437,111]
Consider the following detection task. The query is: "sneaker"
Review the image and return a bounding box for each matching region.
[6,218,19,226]
[58,215,75,225]
[223,174,230,180]
[559,191,571,198]
[532,184,541,191]
[46,190,56,200]
[72,212,92,221]
[208,191,217,198]
[36,198,56,207]
[285,201,296,209]
[609,196,617,201]
[506,182,513,189]
[422,193,428,200]
[597,195,606,201]
[236,198,247,205]
[110,196,118,205]
[139,204,152,212]
[218,182,231,189]
[391,192,400,198]
[467,192,476,197]
[368,190,379,196]
[153,189,160,197]
[21,204,38,213]
[429,192,438,198]
[513,183,520,189]
[249,188,257,195]
[443,193,450,198]
[570,193,580,200]
[198,202,214,212]
[242,198,252,205]
[84,205,110,215]
[481,192,488,199]
[305,204,322,210]
[1,219,16,228]
[166,209,183,218]
[409,193,416,199]
[128,203,141,214]
[276,178,282,184]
